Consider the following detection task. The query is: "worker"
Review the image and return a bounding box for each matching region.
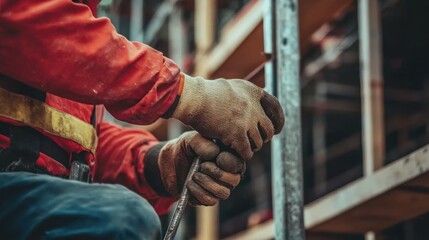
[0,1,285,239]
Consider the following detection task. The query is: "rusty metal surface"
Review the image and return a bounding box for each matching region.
[265,0,304,239]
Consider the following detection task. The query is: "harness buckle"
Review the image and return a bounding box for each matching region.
[69,160,91,183]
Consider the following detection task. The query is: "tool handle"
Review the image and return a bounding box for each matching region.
[163,157,201,240]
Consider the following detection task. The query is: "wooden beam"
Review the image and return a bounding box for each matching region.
[358,0,385,175]
[194,0,354,82]
[194,0,216,58]
[196,205,218,240]
[194,0,263,79]
[226,144,429,238]
[193,2,219,239]
[305,144,429,233]
[299,0,354,53]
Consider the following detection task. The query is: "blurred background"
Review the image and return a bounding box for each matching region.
[98,0,429,239]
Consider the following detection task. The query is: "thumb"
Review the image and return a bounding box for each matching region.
[188,133,220,161]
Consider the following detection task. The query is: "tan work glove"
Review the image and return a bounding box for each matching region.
[171,74,285,160]
[144,131,245,206]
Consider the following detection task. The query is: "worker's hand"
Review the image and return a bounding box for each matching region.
[171,74,285,160]
[144,131,246,206]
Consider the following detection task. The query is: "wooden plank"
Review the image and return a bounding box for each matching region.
[305,144,429,233]
[194,0,264,80]
[225,220,364,240]
[310,188,429,233]
[210,22,265,81]
[196,205,219,240]
[194,0,216,55]
[194,0,354,82]
[299,0,354,53]
[226,144,429,238]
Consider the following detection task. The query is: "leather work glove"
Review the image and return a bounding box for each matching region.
[172,74,285,160]
[144,131,245,206]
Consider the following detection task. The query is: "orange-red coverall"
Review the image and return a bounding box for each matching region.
[0,0,180,215]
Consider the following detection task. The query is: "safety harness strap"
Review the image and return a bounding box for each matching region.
[0,87,98,153]
[0,125,40,172]
[0,121,71,168]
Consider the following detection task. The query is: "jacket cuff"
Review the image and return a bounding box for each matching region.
[160,95,181,119]
[161,73,184,119]
[144,142,171,197]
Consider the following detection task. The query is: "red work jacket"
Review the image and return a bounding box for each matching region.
[0,0,180,215]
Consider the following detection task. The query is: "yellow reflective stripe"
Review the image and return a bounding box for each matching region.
[0,87,98,153]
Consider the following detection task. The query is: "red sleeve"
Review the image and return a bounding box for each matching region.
[0,0,180,124]
[93,121,176,215]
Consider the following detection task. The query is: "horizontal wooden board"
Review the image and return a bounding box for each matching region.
[194,0,355,83]
[226,144,429,238]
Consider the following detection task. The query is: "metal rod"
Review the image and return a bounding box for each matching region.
[358,0,385,176]
[130,0,144,42]
[266,0,304,239]
[313,82,327,196]
[163,157,201,240]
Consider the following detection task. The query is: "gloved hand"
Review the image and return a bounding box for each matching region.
[171,74,285,160]
[144,131,245,206]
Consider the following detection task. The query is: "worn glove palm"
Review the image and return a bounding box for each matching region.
[144,131,245,206]
[172,74,285,160]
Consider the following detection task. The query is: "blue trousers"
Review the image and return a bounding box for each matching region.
[0,172,161,240]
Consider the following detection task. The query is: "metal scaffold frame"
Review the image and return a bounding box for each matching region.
[264,0,304,239]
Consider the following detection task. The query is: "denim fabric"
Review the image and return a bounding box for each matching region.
[0,172,161,240]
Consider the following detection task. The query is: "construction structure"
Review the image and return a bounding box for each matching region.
[100,0,429,239]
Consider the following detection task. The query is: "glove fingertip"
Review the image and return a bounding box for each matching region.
[260,91,285,134]
[191,134,220,160]
[216,152,246,174]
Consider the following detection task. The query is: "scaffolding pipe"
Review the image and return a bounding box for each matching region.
[265,0,304,239]
[130,0,144,42]
[358,0,385,177]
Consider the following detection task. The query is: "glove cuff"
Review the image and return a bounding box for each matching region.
[171,74,204,125]
[144,142,171,197]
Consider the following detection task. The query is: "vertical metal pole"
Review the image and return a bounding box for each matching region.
[359,1,384,239]
[358,0,385,176]
[313,82,327,196]
[263,0,275,94]
[168,4,186,140]
[130,0,144,42]
[266,0,304,238]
